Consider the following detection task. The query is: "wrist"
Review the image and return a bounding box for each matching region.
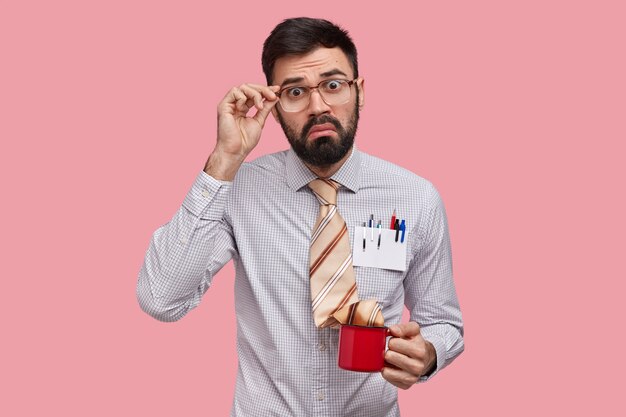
[204,149,246,181]
[422,341,437,377]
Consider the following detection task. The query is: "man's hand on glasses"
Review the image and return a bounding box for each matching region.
[205,83,279,180]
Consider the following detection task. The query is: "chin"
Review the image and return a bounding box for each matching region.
[308,136,335,148]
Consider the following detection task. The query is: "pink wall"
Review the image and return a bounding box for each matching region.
[2,1,624,415]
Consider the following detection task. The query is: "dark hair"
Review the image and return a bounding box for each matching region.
[262,17,359,84]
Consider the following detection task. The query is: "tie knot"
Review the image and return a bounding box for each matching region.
[308,178,340,205]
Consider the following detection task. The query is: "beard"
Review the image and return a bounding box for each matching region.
[276,98,360,168]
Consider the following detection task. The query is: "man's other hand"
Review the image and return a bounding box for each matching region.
[381,322,437,390]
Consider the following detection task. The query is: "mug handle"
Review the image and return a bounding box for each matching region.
[384,326,392,352]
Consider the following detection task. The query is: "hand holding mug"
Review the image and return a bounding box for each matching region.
[382,322,437,390]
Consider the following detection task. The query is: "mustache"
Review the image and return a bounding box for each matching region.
[302,115,342,137]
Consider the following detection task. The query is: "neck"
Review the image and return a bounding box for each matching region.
[304,147,353,179]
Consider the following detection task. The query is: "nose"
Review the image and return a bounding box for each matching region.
[307,89,331,117]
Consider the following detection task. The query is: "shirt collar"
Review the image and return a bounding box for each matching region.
[286,145,362,193]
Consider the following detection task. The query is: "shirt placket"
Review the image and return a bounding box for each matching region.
[311,326,332,416]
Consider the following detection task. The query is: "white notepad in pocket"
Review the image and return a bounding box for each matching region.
[352,226,407,271]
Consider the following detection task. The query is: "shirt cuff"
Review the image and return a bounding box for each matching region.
[182,171,231,219]
[417,332,447,383]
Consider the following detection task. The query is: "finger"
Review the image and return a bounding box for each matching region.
[239,84,266,110]
[237,99,251,113]
[388,322,420,338]
[227,88,250,113]
[243,83,280,101]
[260,84,280,101]
[388,336,414,354]
[218,87,240,114]
[267,85,281,99]
[252,97,279,126]
[220,85,278,114]
[381,366,418,390]
[388,335,428,359]
[384,349,423,376]
[240,83,279,109]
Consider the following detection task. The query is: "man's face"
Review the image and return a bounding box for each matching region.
[271,47,365,167]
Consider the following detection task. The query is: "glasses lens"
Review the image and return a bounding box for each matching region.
[319,80,351,106]
[280,86,310,112]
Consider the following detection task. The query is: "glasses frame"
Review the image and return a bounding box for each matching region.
[276,78,358,112]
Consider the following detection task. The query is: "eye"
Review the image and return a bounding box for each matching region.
[286,87,306,98]
[322,80,344,92]
[328,80,340,89]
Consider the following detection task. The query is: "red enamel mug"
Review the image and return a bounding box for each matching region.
[338,324,391,372]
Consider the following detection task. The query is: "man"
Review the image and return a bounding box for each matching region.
[137,17,463,417]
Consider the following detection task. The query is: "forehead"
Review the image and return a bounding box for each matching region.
[272,47,353,84]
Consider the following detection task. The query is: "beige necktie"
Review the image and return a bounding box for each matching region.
[308,179,384,328]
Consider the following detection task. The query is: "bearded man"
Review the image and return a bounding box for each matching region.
[137,17,464,417]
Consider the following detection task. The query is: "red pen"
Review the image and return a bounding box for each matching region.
[390,209,396,229]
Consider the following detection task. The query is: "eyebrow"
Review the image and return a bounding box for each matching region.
[279,68,350,88]
[320,69,349,78]
[280,76,305,88]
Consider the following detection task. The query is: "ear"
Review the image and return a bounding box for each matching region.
[271,106,279,122]
[357,77,365,109]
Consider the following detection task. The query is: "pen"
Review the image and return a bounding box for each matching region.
[390,209,396,229]
[362,222,366,251]
[377,220,382,249]
[400,219,406,243]
[370,214,374,241]
[394,219,400,242]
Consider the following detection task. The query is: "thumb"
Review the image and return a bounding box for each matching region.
[389,322,421,338]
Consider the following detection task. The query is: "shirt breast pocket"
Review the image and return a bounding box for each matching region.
[353,266,405,309]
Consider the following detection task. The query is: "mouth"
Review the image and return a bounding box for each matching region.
[307,123,337,140]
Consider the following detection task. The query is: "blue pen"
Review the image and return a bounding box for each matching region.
[400,219,406,243]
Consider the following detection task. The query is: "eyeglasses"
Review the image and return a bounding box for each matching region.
[276,79,357,112]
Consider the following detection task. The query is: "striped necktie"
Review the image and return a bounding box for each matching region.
[308,178,384,328]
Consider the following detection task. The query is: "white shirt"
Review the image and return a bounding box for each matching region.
[137,147,464,417]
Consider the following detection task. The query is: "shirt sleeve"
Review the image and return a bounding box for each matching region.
[136,171,237,322]
[403,184,464,382]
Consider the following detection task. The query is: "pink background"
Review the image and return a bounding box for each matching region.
[2,0,625,415]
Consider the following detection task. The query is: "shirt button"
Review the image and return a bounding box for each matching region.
[316,391,325,401]
[179,238,187,245]
[318,343,326,351]
[201,189,210,198]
